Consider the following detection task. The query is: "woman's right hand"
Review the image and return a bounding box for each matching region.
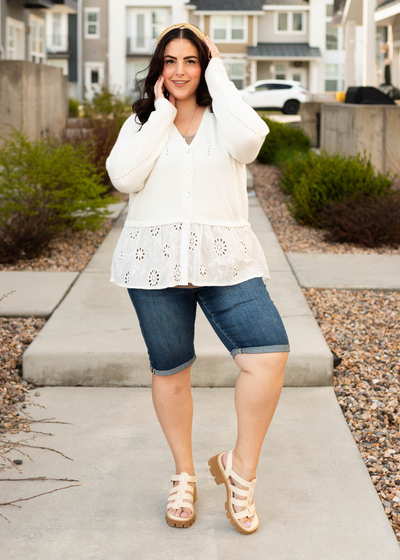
[154,76,175,107]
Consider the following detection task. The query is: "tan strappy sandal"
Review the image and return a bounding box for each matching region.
[208,450,260,535]
[165,472,197,528]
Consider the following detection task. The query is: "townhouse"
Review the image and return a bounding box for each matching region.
[333,0,400,89]
[1,1,352,99]
[0,0,78,95]
[108,0,347,97]
[375,0,400,88]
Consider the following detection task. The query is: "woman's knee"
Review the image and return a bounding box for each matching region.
[152,365,192,394]
[234,351,288,375]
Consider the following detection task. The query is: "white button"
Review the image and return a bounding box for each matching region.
[186,213,191,218]
[186,169,192,175]
[186,192,191,197]
[187,147,191,153]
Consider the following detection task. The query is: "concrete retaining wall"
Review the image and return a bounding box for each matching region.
[300,102,322,147]
[320,103,400,179]
[0,61,68,145]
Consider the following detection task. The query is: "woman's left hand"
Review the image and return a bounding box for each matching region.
[204,36,221,60]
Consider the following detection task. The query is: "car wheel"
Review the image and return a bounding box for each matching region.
[282,100,300,115]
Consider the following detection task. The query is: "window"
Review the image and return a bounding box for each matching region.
[84,8,100,39]
[326,22,338,50]
[151,10,168,40]
[255,84,271,91]
[213,16,228,40]
[126,59,149,98]
[270,83,292,89]
[211,16,247,42]
[136,14,145,48]
[30,15,45,64]
[276,12,304,33]
[84,62,104,99]
[325,5,344,50]
[230,62,245,89]
[127,9,170,54]
[293,13,303,32]
[222,60,246,89]
[53,13,62,46]
[277,13,288,32]
[325,63,338,91]
[231,16,245,40]
[275,63,287,80]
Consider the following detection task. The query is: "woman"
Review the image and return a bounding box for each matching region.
[106,23,289,535]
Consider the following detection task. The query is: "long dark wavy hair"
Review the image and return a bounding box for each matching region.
[133,27,213,126]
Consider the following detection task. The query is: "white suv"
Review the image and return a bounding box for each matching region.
[240,80,309,115]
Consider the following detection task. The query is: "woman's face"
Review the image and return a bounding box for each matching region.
[162,38,202,101]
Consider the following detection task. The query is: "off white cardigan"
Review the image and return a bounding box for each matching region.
[106,57,271,289]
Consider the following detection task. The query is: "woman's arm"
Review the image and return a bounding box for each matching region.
[204,43,269,164]
[106,97,177,193]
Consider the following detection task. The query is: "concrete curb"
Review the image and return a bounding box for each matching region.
[23,198,333,387]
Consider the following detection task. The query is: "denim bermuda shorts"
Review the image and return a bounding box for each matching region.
[127,277,290,376]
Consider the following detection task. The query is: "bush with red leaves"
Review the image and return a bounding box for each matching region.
[319,191,400,248]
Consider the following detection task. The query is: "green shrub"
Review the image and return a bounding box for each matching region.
[0,129,114,264]
[282,150,394,226]
[65,117,122,191]
[257,119,311,165]
[69,97,80,118]
[83,85,131,125]
[319,191,400,247]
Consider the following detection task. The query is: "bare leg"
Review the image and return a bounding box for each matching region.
[222,351,288,528]
[152,365,195,518]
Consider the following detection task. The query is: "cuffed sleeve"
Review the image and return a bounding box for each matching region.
[105,98,177,193]
[204,57,269,164]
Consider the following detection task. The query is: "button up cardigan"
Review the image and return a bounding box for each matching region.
[106,57,271,289]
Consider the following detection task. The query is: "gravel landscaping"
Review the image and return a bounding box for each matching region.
[0,317,44,434]
[250,160,400,541]
[0,221,114,272]
[249,161,400,255]
[1,162,399,541]
[303,288,400,541]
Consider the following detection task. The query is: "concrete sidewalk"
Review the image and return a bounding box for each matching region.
[287,253,400,291]
[22,197,333,387]
[2,387,400,560]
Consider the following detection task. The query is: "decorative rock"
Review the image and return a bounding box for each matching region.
[34,391,41,397]
[13,459,23,465]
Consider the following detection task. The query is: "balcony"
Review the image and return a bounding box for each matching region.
[52,0,77,10]
[10,0,54,7]
[46,35,70,57]
[126,36,157,56]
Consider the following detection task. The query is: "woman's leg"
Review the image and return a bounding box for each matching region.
[222,351,288,528]
[152,365,195,519]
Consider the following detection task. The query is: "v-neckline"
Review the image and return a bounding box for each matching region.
[173,106,209,150]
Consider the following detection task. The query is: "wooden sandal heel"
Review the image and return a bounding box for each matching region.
[208,450,260,535]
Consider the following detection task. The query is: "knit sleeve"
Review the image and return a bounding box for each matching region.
[105,98,177,193]
[204,57,269,164]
